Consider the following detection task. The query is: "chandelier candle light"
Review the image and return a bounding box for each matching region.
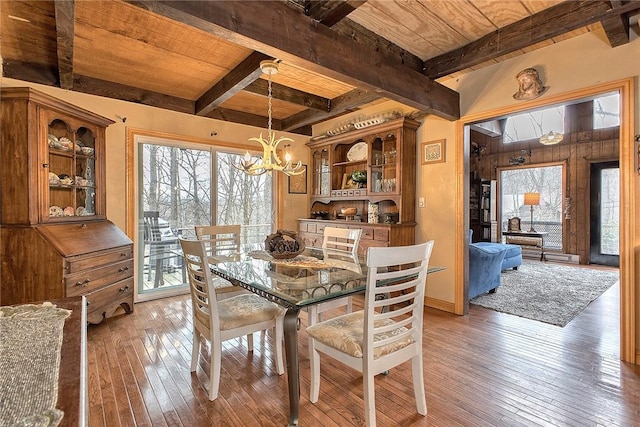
[523,192,540,232]
[234,60,305,176]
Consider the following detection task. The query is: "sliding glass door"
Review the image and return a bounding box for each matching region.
[215,152,274,246]
[590,161,619,266]
[136,137,274,301]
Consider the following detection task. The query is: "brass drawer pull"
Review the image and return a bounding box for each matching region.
[118,266,129,272]
[75,278,90,287]
[119,285,130,292]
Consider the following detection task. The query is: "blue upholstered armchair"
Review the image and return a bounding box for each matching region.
[468,230,507,299]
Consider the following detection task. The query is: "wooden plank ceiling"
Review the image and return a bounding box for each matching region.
[2,0,639,135]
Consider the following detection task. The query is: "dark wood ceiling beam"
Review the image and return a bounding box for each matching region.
[2,60,59,86]
[281,88,380,131]
[303,0,367,27]
[331,19,423,71]
[290,0,423,71]
[600,0,630,47]
[204,107,288,132]
[245,79,331,111]
[195,51,270,116]
[53,0,74,90]
[423,0,640,79]
[72,75,194,114]
[125,0,460,121]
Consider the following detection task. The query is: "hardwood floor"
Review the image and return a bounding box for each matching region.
[87,273,640,426]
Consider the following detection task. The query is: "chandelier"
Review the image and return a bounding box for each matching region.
[234,60,305,176]
[539,131,563,145]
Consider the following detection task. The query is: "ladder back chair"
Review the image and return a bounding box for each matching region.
[307,241,435,426]
[179,237,285,401]
[307,227,362,325]
[194,224,248,300]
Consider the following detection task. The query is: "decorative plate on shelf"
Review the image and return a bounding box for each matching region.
[346,141,367,162]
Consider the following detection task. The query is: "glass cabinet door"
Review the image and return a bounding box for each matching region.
[46,118,97,220]
[370,133,397,194]
[312,148,331,196]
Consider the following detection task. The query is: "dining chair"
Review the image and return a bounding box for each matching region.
[306,227,362,325]
[307,241,435,427]
[194,224,248,300]
[142,211,183,288]
[179,237,285,401]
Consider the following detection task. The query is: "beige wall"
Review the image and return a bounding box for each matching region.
[0,77,311,233]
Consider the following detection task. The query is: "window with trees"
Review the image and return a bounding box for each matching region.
[138,139,274,296]
[499,164,564,250]
[593,92,620,129]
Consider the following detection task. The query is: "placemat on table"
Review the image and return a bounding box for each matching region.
[249,250,332,269]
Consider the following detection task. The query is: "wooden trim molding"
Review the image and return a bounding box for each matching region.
[456,78,636,364]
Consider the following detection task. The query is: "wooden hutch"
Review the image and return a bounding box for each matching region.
[0,87,133,324]
[299,117,419,255]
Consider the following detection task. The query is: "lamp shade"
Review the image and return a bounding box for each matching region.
[539,131,563,145]
[523,192,540,206]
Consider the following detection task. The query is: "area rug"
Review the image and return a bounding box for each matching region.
[470,260,619,327]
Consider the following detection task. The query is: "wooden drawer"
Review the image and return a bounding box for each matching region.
[65,258,133,296]
[359,226,375,240]
[299,232,322,248]
[85,277,133,320]
[374,228,389,241]
[65,245,133,274]
[359,239,389,256]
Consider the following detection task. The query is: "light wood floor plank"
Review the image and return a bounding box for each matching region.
[86,265,640,426]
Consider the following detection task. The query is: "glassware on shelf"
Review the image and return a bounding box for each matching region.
[367,202,379,223]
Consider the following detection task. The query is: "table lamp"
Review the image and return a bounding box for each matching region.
[523,192,540,232]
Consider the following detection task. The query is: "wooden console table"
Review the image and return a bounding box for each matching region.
[502,231,549,261]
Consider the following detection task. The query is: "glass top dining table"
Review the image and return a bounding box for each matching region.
[208,246,444,426]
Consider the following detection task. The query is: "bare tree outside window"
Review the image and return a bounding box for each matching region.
[600,168,620,255]
[500,165,563,250]
[216,152,273,246]
[593,93,620,129]
[503,106,565,144]
[139,142,274,295]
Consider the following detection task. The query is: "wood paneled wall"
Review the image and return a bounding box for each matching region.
[470,102,620,263]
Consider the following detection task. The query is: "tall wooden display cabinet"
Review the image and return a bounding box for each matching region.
[1,87,133,323]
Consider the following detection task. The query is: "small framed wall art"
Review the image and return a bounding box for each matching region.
[288,165,307,194]
[421,139,446,164]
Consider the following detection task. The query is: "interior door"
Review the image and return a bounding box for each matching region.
[589,161,619,267]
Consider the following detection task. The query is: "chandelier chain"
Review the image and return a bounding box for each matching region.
[267,72,273,133]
